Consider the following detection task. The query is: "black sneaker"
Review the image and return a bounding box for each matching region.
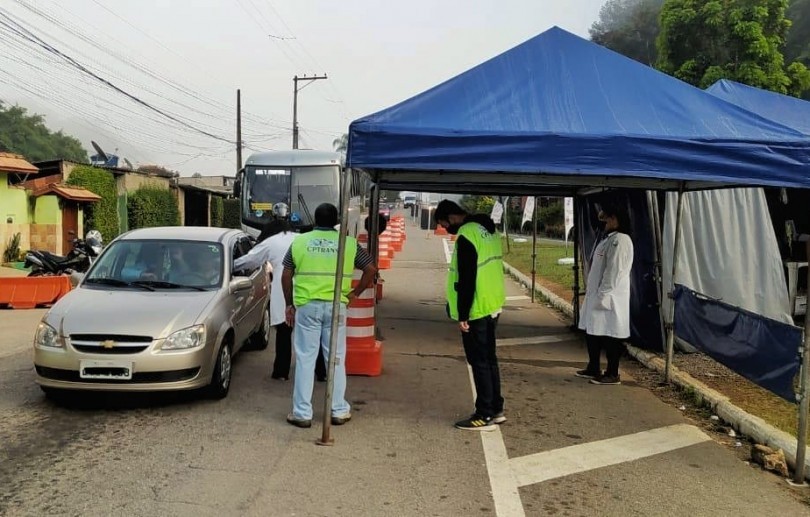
[455,414,497,431]
[286,413,312,428]
[575,369,600,379]
[590,374,621,385]
[492,412,507,424]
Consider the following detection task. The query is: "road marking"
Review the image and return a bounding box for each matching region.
[497,335,572,347]
[466,366,526,517]
[509,424,711,487]
[506,295,530,301]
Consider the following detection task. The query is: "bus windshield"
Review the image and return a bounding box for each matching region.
[241,164,339,229]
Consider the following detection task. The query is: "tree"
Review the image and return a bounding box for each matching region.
[590,0,664,65]
[333,133,348,154]
[657,0,810,96]
[0,102,87,162]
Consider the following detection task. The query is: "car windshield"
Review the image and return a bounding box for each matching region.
[85,239,224,290]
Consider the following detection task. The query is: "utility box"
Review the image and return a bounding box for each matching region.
[785,261,807,317]
[420,206,436,230]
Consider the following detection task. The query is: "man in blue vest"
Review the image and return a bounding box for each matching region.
[435,200,506,432]
[281,203,376,428]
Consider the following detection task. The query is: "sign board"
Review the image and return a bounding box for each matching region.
[564,197,574,243]
[521,197,535,227]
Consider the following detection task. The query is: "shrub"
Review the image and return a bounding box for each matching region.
[66,165,119,242]
[210,196,224,227]
[222,199,241,229]
[128,185,180,229]
[3,232,21,262]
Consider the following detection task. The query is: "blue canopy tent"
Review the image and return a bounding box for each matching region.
[344,27,810,478]
[707,79,810,135]
[348,27,810,192]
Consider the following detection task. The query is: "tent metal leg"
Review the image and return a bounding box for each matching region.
[572,195,581,327]
[318,167,352,446]
[648,191,667,351]
[664,185,685,384]
[370,185,380,260]
[793,240,810,483]
[531,197,537,303]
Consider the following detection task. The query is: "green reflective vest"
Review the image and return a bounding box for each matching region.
[290,229,357,307]
[446,221,506,321]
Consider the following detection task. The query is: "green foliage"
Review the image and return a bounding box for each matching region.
[222,199,241,229]
[460,195,496,214]
[0,102,87,162]
[590,0,664,64]
[127,185,180,229]
[657,0,810,95]
[3,232,22,263]
[66,165,119,242]
[210,196,224,227]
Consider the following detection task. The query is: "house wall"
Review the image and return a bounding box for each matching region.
[0,175,32,258]
[30,195,62,254]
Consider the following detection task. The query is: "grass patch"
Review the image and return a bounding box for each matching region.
[501,236,577,291]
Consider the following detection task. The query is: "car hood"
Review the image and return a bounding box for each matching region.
[46,286,220,339]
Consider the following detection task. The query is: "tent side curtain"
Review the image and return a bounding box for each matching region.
[673,284,802,402]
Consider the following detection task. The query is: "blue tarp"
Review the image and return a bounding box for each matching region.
[707,79,810,135]
[348,27,810,189]
[673,284,801,402]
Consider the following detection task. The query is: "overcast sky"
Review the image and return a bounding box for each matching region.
[0,0,605,175]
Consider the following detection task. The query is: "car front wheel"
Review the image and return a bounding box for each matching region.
[206,340,232,399]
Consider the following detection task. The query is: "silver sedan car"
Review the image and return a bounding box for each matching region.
[33,227,270,399]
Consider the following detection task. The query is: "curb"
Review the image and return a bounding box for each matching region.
[503,261,810,481]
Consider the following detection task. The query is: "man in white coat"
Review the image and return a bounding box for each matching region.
[576,200,634,385]
[235,216,326,381]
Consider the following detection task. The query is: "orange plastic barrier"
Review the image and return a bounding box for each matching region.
[346,270,382,376]
[0,276,72,309]
[376,278,384,301]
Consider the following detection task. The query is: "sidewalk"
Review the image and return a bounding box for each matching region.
[247,215,809,516]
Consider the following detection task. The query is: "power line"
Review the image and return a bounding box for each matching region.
[0,8,236,145]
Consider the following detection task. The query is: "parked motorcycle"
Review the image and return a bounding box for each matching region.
[25,230,104,277]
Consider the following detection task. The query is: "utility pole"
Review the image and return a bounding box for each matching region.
[236,89,243,171]
[292,74,328,149]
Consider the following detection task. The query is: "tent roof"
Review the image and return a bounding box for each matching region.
[707,79,810,135]
[348,27,810,193]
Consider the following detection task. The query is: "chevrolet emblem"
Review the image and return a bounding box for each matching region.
[101,340,116,349]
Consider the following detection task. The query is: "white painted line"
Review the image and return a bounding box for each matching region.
[496,335,571,347]
[442,238,452,264]
[466,366,525,517]
[509,423,711,487]
[505,295,530,301]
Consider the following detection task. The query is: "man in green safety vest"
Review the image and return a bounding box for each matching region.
[435,200,506,432]
[281,203,377,429]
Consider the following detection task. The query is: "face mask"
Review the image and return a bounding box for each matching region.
[447,223,461,235]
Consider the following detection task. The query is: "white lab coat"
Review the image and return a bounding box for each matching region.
[234,232,297,327]
[578,231,634,339]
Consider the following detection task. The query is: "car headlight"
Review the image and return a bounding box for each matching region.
[162,325,205,351]
[34,322,62,348]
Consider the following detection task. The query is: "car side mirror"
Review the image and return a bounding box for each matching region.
[229,277,252,294]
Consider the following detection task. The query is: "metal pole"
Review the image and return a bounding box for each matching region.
[664,185,686,384]
[531,197,537,303]
[572,195,581,327]
[370,185,380,260]
[292,76,299,149]
[236,89,242,171]
[793,240,810,483]
[648,191,668,352]
[318,167,352,446]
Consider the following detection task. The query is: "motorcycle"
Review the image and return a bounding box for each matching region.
[25,230,104,277]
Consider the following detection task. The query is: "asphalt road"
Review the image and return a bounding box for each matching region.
[1,217,809,516]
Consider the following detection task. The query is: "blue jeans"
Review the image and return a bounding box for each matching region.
[292,300,351,420]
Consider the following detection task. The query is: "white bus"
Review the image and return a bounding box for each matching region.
[234,150,363,238]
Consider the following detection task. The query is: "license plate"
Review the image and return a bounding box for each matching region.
[79,360,133,380]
